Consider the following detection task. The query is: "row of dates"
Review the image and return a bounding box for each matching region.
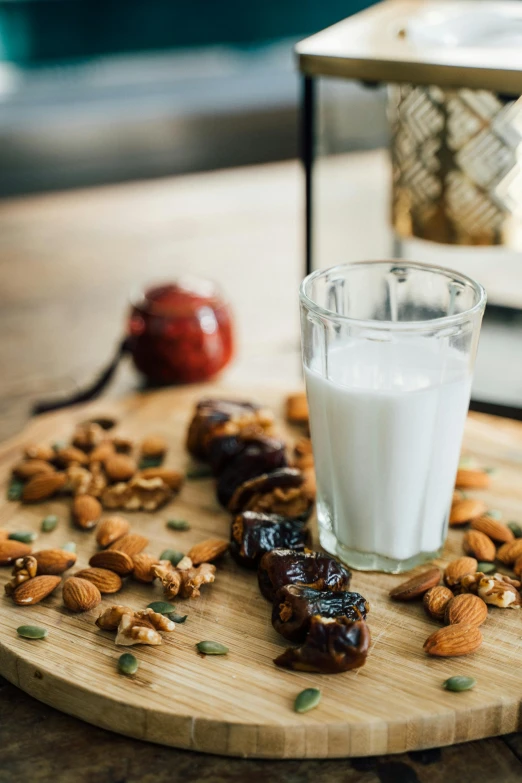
[186,398,370,674]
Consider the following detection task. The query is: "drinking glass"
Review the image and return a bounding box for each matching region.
[300,260,486,573]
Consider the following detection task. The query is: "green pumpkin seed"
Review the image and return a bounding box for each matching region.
[118,653,139,676]
[159,549,185,566]
[485,509,501,519]
[138,455,163,469]
[186,466,212,480]
[41,515,58,532]
[167,519,190,531]
[52,440,67,452]
[508,521,522,539]
[168,612,188,624]
[196,641,228,655]
[294,688,321,713]
[477,562,496,574]
[443,675,476,692]
[62,541,77,553]
[17,625,48,640]
[9,531,37,544]
[7,480,24,501]
[147,600,177,615]
[484,467,497,475]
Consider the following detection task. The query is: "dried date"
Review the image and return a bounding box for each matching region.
[186,399,274,461]
[258,549,352,601]
[230,511,311,569]
[228,467,314,521]
[272,584,369,642]
[274,616,370,673]
[216,437,288,506]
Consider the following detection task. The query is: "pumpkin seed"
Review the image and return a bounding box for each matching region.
[196,641,228,655]
[9,531,37,544]
[17,625,48,640]
[7,479,24,501]
[484,467,497,475]
[294,688,321,713]
[159,549,185,566]
[168,612,188,624]
[443,675,476,692]
[52,440,67,452]
[186,466,212,480]
[41,515,58,532]
[477,562,496,574]
[485,509,501,519]
[508,521,522,539]
[139,455,163,470]
[167,519,190,531]
[62,541,77,553]
[118,653,139,676]
[147,600,177,615]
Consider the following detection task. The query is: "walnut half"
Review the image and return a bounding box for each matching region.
[96,605,176,646]
[152,559,216,599]
[101,476,171,511]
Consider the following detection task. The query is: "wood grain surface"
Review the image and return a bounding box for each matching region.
[0,384,521,759]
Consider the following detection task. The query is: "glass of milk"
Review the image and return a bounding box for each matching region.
[300,260,486,573]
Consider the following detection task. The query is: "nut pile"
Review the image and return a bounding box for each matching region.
[1,522,226,642]
[9,418,184,514]
[390,465,522,657]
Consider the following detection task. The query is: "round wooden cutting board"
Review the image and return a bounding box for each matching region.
[0,384,521,759]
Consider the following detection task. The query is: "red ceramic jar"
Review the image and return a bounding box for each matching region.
[128,279,234,384]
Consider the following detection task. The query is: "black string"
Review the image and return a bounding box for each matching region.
[32,337,131,416]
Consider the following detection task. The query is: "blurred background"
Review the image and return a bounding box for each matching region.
[0,0,383,194]
[0,0,521,439]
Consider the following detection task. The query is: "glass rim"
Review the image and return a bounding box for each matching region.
[299,260,487,332]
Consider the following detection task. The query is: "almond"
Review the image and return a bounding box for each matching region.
[22,472,67,503]
[55,447,89,467]
[105,454,137,482]
[95,516,130,548]
[12,575,61,605]
[187,538,229,566]
[286,392,309,424]
[138,468,184,492]
[513,554,522,578]
[89,442,115,464]
[455,468,491,490]
[497,538,522,566]
[89,549,134,576]
[108,533,148,556]
[423,585,454,621]
[132,553,160,583]
[140,435,168,458]
[444,557,478,588]
[63,576,101,612]
[111,435,134,453]
[24,443,55,462]
[463,530,496,562]
[449,499,487,526]
[75,567,122,594]
[389,567,441,601]
[445,593,488,626]
[34,549,77,575]
[72,494,102,529]
[0,540,32,565]
[471,516,514,544]
[423,624,482,657]
[12,460,56,480]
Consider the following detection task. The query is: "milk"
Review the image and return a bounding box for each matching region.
[305,339,471,564]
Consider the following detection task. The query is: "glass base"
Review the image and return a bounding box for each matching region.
[319,526,442,574]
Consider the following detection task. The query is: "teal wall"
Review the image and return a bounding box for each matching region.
[0,0,376,64]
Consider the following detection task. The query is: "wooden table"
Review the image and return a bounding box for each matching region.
[1,156,522,781]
